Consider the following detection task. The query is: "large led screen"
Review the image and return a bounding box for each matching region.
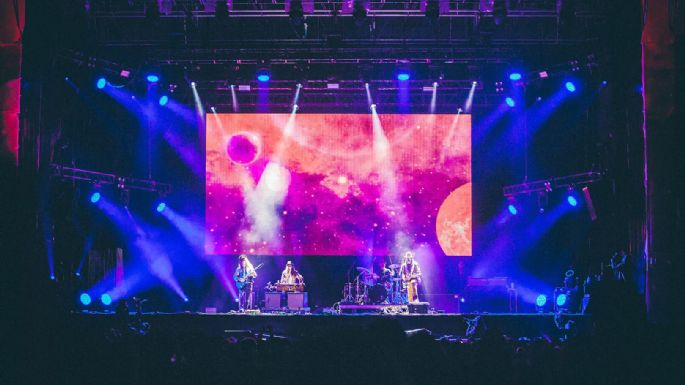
[206,113,471,257]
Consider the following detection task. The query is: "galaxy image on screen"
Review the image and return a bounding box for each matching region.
[206,113,471,257]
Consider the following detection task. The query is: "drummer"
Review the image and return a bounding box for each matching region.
[373,256,398,302]
[371,256,392,282]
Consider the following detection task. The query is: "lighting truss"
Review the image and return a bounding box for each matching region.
[50,164,172,195]
[503,171,602,198]
[90,1,587,17]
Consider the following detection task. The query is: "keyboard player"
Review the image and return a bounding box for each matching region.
[279,260,304,286]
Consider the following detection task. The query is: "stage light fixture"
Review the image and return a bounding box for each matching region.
[565,81,577,92]
[425,0,440,19]
[90,192,101,203]
[256,68,271,82]
[96,77,107,89]
[509,72,522,81]
[556,293,568,307]
[158,95,169,106]
[582,186,597,221]
[183,297,189,303]
[101,293,112,306]
[289,1,305,22]
[397,72,410,81]
[601,80,608,87]
[156,202,167,213]
[505,97,516,107]
[566,187,579,207]
[507,204,518,216]
[353,0,367,21]
[536,294,547,307]
[79,293,92,306]
[146,74,160,83]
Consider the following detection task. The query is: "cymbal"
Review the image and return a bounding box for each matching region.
[356,267,371,274]
[387,264,400,269]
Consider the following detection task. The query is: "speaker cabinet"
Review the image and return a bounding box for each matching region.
[287,292,308,310]
[264,292,284,310]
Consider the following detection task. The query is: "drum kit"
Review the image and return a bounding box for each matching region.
[341,264,407,305]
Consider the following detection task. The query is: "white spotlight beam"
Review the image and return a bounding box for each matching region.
[430,82,438,114]
[464,81,477,113]
[230,84,239,112]
[190,81,205,118]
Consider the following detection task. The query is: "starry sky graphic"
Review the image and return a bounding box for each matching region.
[206,113,471,256]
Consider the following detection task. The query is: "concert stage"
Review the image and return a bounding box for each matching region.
[73,312,590,339]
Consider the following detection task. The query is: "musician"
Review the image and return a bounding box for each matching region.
[400,251,422,303]
[372,256,393,280]
[234,254,257,311]
[610,250,630,282]
[279,260,304,285]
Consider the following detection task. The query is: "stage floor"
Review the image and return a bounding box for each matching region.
[73,311,590,338]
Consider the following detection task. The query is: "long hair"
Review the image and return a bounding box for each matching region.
[239,254,254,271]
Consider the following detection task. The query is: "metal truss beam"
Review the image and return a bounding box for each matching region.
[503,171,603,198]
[85,3,603,48]
[50,164,172,195]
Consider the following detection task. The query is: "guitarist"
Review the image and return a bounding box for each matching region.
[234,254,258,311]
[400,251,422,303]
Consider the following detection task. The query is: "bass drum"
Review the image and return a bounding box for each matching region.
[367,284,388,304]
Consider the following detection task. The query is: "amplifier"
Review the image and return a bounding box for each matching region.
[287,292,308,310]
[408,302,430,314]
[264,292,284,310]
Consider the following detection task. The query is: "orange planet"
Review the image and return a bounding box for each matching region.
[436,183,472,256]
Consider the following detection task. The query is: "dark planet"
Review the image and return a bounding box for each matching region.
[226,132,261,165]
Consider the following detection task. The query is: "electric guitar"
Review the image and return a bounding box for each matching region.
[235,263,264,290]
[402,273,421,284]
